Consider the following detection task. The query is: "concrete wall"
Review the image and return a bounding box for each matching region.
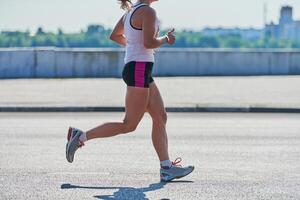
[0,47,299,78]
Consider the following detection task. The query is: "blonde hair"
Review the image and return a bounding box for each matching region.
[118,0,132,10]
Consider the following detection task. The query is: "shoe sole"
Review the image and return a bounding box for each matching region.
[161,166,195,182]
[66,127,73,163]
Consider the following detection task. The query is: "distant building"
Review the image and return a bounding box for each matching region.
[202,6,300,41]
[202,27,263,40]
[265,6,300,40]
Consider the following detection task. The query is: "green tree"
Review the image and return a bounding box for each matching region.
[0,25,299,48]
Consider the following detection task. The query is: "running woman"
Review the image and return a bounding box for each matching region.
[66,0,194,182]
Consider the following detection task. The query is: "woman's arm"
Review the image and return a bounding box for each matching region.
[110,15,127,46]
[142,7,168,49]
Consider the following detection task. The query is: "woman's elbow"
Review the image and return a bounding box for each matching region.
[109,34,115,41]
[110,33,120,41]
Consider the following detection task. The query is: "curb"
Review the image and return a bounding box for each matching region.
[1,107,300,113]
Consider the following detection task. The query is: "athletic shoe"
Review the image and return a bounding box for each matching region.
[66,126,85,163]
[160,157,194,182]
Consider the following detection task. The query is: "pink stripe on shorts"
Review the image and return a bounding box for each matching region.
[134,62,146,87]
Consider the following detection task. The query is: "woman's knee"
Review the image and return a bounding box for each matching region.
[121,119,139,133]
[151,111,167,125]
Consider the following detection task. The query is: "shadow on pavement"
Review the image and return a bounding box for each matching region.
[61,180,193,199]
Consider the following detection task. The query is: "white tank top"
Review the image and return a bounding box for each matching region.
[123,3,160,64]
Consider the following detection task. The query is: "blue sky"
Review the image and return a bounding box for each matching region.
[0,0,299,34]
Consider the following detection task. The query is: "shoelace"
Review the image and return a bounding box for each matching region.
[68,127,85,148]
[172,157,182,168]
[78,140,85,148]
[76,131,85,148]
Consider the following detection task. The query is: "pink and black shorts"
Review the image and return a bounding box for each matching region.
[122,61,154,88]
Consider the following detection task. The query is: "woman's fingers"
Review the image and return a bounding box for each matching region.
[168,28,175,34]
[167,35,176,45]
[164,28,176,45]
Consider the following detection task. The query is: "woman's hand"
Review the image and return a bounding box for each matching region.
[166,28,176,45]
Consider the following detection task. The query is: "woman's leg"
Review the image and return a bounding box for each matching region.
[86,86,149,140]
[146,82,170,162]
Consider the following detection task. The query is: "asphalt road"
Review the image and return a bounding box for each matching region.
[0,112,300,199]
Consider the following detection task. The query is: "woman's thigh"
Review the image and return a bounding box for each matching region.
[123,86,149,125]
